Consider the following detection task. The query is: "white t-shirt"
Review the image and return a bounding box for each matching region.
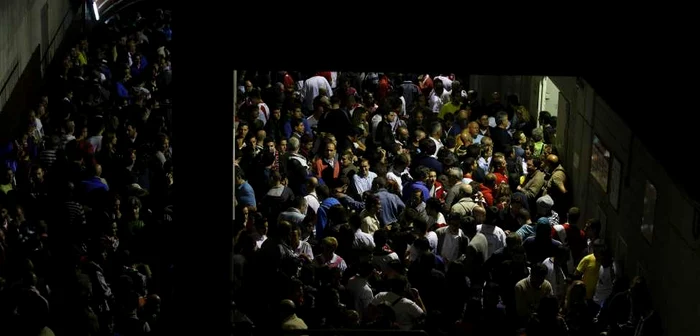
[440,228,464,262]
[371,291,424,331]
[593,263,617,305]
[427,213,446,229]
[409,231,438,261]
[476,224,507,261]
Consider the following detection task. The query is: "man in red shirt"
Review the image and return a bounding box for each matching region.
[550,207,587,267]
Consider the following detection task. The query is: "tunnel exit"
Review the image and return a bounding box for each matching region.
[538,76,561,126]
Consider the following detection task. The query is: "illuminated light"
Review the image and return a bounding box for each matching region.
[92,1,100,21]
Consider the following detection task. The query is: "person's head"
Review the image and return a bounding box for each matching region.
[27,165,44,185]
[516,208,532,226]
[358,158,371,177]
[426,169,438,187]
[495,111,509,128]
[526,157,539,174]
[287,136,300,154]
[543,154,560,172]
[290,118,305,134]
[530,262,548,288]
[236,122,249,138]
[505,232,523,249]
[446,213,462,233]
[592,239,607,260]
[566,280,588,307]
[458,183,473,199]
[536,195,554,216]
[445,167,462,186]
[479,114,489,128]
[567,207,581,226]
[321,237,338,256]
[279,299,296,320]
[324,142,336,159]
[535,217,552,239]
[585,218,602,239]
[539,111,552,126]
[414,111,424,125]
[509,194,523,212]
[472,206,486,224]
[425,198,442,218]
[277,138,287,153]
[253,213,268,236]
[429,121,442,138]
[363,193,381,214]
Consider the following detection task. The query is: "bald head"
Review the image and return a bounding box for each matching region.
[307,177,319,189]
[459,183,473,197]
[546,154,559,165]
[279,299,296,317]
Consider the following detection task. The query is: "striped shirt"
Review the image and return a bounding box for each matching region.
[39,149,57,169]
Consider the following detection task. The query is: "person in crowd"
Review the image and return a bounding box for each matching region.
[233,71,662,336]
[0,9,173,336]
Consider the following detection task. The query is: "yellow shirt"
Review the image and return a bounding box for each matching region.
[0,184,12,194]
[77,51,88,66]
[576,254,600,299]
[438,102,461,120]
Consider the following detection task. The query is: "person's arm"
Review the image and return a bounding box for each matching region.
[573,256,588,280]
[443,189,457,211]
[410,288,427,314]
[521,174,545,200]
[551,171,567,194]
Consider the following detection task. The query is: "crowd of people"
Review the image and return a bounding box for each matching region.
[0,7,173,336]
[233,72,664,336]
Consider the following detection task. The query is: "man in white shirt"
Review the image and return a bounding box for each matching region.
[301,74,333,112]
[593,248,617,307]
[370,276,425,331]
[434,74,453,91]
[543,245,569,301]
[428,78,451,113]
[386,154,411,194]
[352,158,377,198]
[278,198,307,230]
[346,262,376,318]
[304,177,321,215]
[436,214,468,264]
[474,206,507,260]
[350,213,375,252]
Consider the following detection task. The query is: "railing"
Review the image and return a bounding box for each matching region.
[0,61,20,113]
[42,6,80,74]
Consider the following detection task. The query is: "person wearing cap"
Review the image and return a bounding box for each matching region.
[535,194,559,226]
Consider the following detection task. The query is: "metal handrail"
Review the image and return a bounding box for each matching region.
[41,8,74,64]
[0,62,19,99]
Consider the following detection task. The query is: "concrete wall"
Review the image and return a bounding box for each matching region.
[0,0,74,111]
[551,76,700,336]
[471,74,700,334]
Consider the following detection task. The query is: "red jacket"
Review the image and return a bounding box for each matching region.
[430,180,447,201]
[313,157,340,180]
[479,184,494,207]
